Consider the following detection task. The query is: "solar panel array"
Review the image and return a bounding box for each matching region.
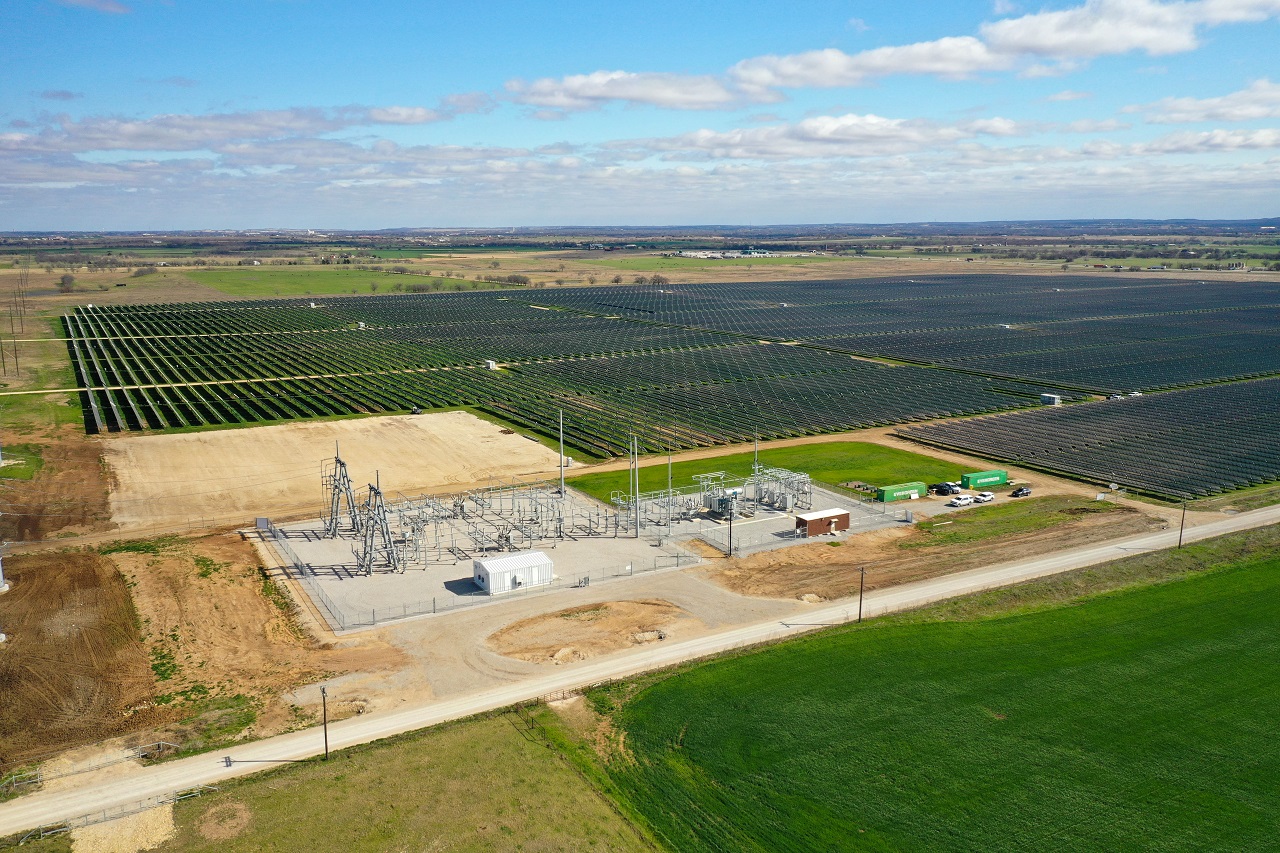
[899,379,1280,498]
[63,275,1280,461]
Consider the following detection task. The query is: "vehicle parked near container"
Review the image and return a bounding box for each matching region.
[975,492,995,503]
[1011,486,1032,497]
[948,495,974,507]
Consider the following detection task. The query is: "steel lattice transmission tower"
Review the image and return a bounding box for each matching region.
[355,479,402,575]
[323,444,362,538]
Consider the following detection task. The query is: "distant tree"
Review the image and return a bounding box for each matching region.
[587,275,597,285]
[490,261,500,269]
[611,275,623,284]
[633,275,649,285]
[58,274,75,292]
[650,274,670,286]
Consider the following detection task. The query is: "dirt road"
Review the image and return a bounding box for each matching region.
[4,501,1277,839]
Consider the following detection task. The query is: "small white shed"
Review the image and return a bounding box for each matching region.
[473,551,554,595]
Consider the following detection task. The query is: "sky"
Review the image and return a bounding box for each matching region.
[2,0,1279,230]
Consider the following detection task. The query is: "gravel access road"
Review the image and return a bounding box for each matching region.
[4,502,1278,839]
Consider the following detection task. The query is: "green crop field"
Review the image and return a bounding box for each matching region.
[567,441,966,501]
[186,267,483,297]
[594,536,1280,852]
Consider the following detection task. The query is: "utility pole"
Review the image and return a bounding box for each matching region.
[727,507,734,557]
[857,566,866,623]
[321,686,330,760]
[558,409,565,497]
[0,544,9,594]
[632,435,640,538]
[1178,497,1188,548]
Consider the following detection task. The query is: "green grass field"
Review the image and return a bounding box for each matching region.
[566,441,966,501]
[594,533,1280,852]
[186,267,490,297]
[11,714,652,852]
[0,443,44,480]
[909,495,1120,547]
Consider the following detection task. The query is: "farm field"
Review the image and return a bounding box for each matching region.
[186,267,488,297]
[567,440,966,502]
[901,378,1280,498]
[592,530,1280,852]
[588,255,846,271]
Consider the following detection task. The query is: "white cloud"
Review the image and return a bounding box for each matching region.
[847,17,870,32]
[730,37,1009,91]
[1131,79,1280,122]
[620,113,1024,161]
[980,0,1202,58]
[2,105,461,154]
[1139,127,1280,153]
[507,71,748,111]
[366,106,442,124]
[1047,90,1092,101]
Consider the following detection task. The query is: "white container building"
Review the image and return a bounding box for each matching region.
[473,551,554,595]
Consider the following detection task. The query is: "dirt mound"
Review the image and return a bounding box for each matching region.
[488,600,686,664]
[709,498,1163,600]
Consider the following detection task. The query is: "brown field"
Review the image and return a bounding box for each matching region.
[102,411,564,530]
[0,551,164,766]
[487,600,690,665]
[0,534,400,770]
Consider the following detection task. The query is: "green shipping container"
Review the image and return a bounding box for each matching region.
[877,481,928,502]
[961,470,1008,489]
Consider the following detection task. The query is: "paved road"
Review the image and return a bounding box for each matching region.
[3,502,1278,838]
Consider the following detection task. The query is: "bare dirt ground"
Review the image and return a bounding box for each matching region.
[487,600,689,665]
[0,552,165,766]
[110,533,402,742]
[0,426,112,542]
[0,534,402,771]
[102,411,563,530]
[707,499,1166,600]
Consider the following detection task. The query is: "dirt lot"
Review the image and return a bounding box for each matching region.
[0,534,400,770]
[708,498,1166,600]
[487,600,689,665]
[108,533,401,742]
[0,551,164,766]
[102,411,564,530]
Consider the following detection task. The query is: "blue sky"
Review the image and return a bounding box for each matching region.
[2,0,1278,229]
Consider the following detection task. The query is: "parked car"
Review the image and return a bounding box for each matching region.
[947,495,974,507]
[1011,486,1032,497]
[928,483,949,495]
[975,492,995,503]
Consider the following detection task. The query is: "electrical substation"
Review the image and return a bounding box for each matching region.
[258,442,887,632]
